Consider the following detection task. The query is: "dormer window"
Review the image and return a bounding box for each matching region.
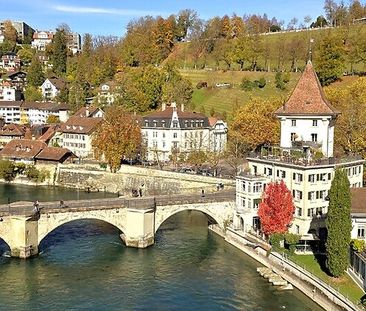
[173,121,178,128]
[162,121,166,128]
[145,121,149,127]
[153,120,157,127]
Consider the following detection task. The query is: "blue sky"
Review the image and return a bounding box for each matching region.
[0,0,325,36]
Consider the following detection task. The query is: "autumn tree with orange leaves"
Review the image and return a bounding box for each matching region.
[258,180,295,236]
[92,106,141,172]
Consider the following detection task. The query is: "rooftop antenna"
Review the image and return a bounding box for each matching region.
[308,38,314,62]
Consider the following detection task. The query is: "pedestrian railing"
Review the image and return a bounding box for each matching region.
[0,190,235,216]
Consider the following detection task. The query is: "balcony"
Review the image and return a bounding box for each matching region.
[247,145,363,167]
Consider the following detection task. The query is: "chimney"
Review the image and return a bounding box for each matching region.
[162,103,166,111]
[85,106,89,117]
[181,103,184,112]
[171,102,177,110]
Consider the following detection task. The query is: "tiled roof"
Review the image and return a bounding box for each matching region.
[275,61,339,116]
[60,117,103,134]
[35,147,74,161]
[0,139,47,159]
[145,107,207,119]
[0,124,26,137]
[21,101,70,112]
[38,125,58,143]
[73,106,101,118]
[47,77,66,90]
[351,188,366,214]
[0,101,22,107]
[208,117,218,127]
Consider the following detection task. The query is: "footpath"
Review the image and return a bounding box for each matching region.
[209,225,362,311]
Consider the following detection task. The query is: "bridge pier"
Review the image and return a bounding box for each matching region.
[120,208,155,248]
[9,216,39,258]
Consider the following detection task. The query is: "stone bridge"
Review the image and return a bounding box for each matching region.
[0,191,235,258]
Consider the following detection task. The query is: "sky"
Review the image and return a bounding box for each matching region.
[0,0,326,37]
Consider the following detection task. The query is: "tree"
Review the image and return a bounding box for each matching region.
[230,98,281,153]
[315,33,345,86]
[82,33,93,57]
[92,106,141,172]
[27,56,45,87]
[310,16,328,28]
[46,115,60,124]
[3,20,17,43]
[324,0,338,26]
[24,86,42,101]
[52,29,68,75]
[258,180,295,236]
[0,160,15,182]
[326,169,352,277]
[325,78,366,158]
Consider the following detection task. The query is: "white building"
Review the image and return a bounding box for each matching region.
[0,53,20,73]
[59,107,104,158]
[0,101,69,125]
[41,77,66,100]
[234,61,364,243]
[96,81,121,105]
[31,31,53,51]
[67,32,81,54]
[0,84,22,101]
[141,103,227,162]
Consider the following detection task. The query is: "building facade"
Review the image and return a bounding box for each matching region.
[234,61,364,240]
[0,53,21,73]
[141,103,227,162]
[31,31,54,51]
[0,101,69,125]
[41,77,66,100]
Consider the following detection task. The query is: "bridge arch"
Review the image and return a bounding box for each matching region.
[0,237,11,253]
[38,212,126,245]
[155,204,223,233]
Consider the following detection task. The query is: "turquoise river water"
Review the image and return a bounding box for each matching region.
[0,184,322,310]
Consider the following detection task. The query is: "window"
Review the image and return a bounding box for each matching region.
[294,190,302,200]
[291,120,296,127]
[162,133,165,138]
[242,181,246,192]
[293,173,303,183]
[253,182,262,193]
[162,121,166,128]
[308,191,315,201]
[297,207,302,217]
[312,120,318,127]
[307,208,315,217]
[241,198,246,208]
[162,141,166,148]
[358,226,365,238]
[173,132,177,138]
[308,174,315,183]
[291,133,296,142]
[173,121,178,128]
[153,131,158,138]
[311,133,318,142]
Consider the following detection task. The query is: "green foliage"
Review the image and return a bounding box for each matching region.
[326,169,352,277]
[275,72,289,90]
[14,163,26,175]
[315,32,345,86]
[269,233,284,250]
[240,77,256,91]
[24,86,42,101]
[350,239,365,253]
[0,160,15,182]
[284,233,301,254]
[255,77,266,88]
[25,165,50,183]
[27,56,45,87]
[52,29,68,75]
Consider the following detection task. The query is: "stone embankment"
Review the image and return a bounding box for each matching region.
[57,164,235,196]
[210,225,362,311]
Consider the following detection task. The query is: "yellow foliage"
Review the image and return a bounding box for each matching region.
[229,97,282,152]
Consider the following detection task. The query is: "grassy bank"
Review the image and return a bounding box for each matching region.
[290,254,364,305]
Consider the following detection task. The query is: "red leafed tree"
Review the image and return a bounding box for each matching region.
[258,180,295,235]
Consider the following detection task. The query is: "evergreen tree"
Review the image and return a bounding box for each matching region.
[52,29,68,75]
[27,56,45,87]
[326,169,352,277]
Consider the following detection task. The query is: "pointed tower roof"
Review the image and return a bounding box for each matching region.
[275,61,339,116]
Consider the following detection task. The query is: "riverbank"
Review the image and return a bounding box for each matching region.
[209,225,362,311]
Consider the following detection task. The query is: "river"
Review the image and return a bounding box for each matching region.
[0,184,322,310]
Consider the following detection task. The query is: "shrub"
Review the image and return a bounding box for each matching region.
[351,239,365,253]
[196,81,208,89]
[240,77,256,91]
[269,233,284,250]
[0,160,15,181]
[25,165,50,183]
[255,77,266,88]
[284,233,301,254]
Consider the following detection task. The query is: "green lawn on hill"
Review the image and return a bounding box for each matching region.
[180,69,300,115]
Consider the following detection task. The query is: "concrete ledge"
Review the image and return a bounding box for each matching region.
[120,234,154,249]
